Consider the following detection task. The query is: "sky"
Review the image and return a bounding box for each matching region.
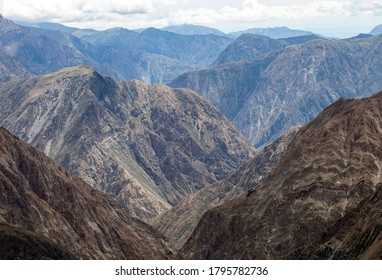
[1,0,382,37]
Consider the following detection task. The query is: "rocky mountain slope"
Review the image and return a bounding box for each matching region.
[0,52,32,82]
[0,127,172,259]
[170,34,382,147]
[0,14,105,76]
[179,91,382,259]
[212,33,320,66]
[0,223,75,260]
[152,127,299,250]
[0,66,254,220]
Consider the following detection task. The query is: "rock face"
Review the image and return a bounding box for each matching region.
[0,127,172,259]
[0,66,254,220]
[170,35,382,147]
[179,91,382,259]
[153,127,299,250]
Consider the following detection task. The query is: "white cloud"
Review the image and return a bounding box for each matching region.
[1,0,381,31]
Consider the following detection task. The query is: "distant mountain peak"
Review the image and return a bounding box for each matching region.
[230,26,316,39]
[161,24,226,36]
[370,24,382,35]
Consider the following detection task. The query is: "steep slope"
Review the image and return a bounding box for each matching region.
[99,49,194,84]
[0,127,172,259]
[0,14,105,76]
[170,35,382,147]
[152,127,299,250]
[179,91,382,259]
[0,66,254,220]
[0,52,32,82]
[0,223,75,260]
[212,34,319,66]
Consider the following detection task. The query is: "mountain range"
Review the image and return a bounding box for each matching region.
[153,126,299,250]
[179,91,382,259]
[2,14,382,260]
[230,26,316,39]
[170,34,382,147]
[0,127,172,259]
[0,15,233,84]
[0,65,254,220]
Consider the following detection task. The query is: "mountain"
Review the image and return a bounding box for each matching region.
[82,27,233,69]
[0,14,108,77]
[230,26,316,39]
[179,91,382,259]
[161,24,227,36]
[0,127,172,259]
[0,223,75,260]
[0,52,32,82]
[152,126,299,250]
[15,21,98,37]
[0,15,233,83]
[0,66,254,220]
[212,33,320,66]
[170,34,382,147]
[370,24,382,35]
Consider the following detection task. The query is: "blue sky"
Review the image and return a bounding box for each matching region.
[1,0,381,37]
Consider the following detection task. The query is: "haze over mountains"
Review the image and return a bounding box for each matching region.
[0,15,233,84]
[171,34,382,147]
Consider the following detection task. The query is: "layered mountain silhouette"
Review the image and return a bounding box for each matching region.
[179,91,382,259]
[170,34,382,147]
[0,127,172,259]
[161,24,227,37]
[230,26,316,39]
[0,15,233,84]
[0,65,254,220]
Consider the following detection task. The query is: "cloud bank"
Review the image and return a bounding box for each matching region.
[1,0,381,31]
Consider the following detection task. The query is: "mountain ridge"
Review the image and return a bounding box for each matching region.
[179,91,382,259]
[0,65,254,220]
[0,126,172,259]
[170,34,382,147]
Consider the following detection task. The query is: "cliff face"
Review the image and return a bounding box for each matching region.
[153,127,299,250]
[0,66,254,220]
[170,35,382,147]
[0,127,172,259]
[179,91,382,259]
